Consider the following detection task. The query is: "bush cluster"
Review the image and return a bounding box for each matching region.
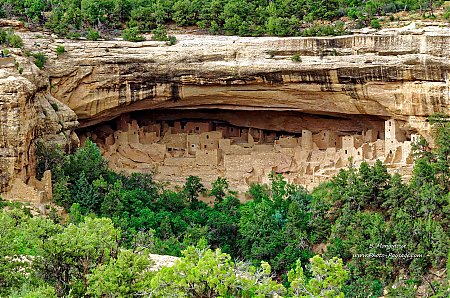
[0,0,442,39]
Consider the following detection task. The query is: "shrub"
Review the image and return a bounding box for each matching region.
[301,22,346,37]
[33,52,47,69]
[370,18,381,29]
[122,27,145,42]
[292,54,302,62]
[166,35,177,46]
[86,29,100,41]
[152,24,169,41]
[56,45,65,56]
[50,103,59,111]
[0,29,23,48]
[444,6,450,21]
[8,33,23,48]
[67,32,81,40]
[151,24,177,45]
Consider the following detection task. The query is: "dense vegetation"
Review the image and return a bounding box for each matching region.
[0,113,446,296]
[0,0,446,38]
[0,210,348,297]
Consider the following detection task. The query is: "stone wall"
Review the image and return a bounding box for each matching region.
[2,170,53,203]
[82,115,416,192]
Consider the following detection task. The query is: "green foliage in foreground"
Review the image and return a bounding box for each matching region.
[288,256,347,298]
[0,0,444,38]
[150,243,286,297]
[0,206,347,297]
[25,113,450,296]
[87,249,154,297]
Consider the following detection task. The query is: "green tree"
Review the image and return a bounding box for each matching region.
[63,139,109,183]
[35,217,120,296]
[149,244,286,297]
[121,172,160,197]
[183,176,206,204]
[23,0,46,22]
[35,141,65,181]
[122,26,145,41]
[87,249,154,297]
[100,180,124,217]
[429,113,450,191]
[81,0,115,27]
[288,255,348,298]
[72,171,100,213]
[209,177,230,203]
[207,195,240,254]
[247,182,270,202]
[0,208,61,296]
[52,176,72,209]
[172,0,202,26]
[238,198,284,262]
[269,171,288,208]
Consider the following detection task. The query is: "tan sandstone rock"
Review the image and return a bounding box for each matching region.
[2,23,450,196]
[0,51,78,197]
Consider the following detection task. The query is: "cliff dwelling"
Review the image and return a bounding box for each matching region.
[78,109,417,192]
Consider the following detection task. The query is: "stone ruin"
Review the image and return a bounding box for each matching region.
[80,113,417,192]
[1,170,53,204]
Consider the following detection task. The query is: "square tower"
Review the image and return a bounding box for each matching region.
[301,130,313,150]
[385,119,406,142]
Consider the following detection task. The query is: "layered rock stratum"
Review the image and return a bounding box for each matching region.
[0,48,77,197]
[2,22,450,197]
[42,25,450,136]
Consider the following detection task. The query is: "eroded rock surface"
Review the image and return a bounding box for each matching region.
[0,49,77,198]
[31,29,450,139]
[3,23,450,195]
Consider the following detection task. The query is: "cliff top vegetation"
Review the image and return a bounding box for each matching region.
[0,0,449,40]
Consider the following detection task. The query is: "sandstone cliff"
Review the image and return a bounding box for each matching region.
[0,48,77,196]
[2,23,450,195]
[35,25,450,138]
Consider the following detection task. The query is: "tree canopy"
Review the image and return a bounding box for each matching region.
[0,0,444,38]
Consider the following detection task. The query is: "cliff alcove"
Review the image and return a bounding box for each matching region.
[78,108,416,192]
[3,26,450,197]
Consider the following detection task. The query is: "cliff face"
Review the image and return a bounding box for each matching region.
[39,29,450,137]
[3,24,450,195]
[0,51,77,195]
